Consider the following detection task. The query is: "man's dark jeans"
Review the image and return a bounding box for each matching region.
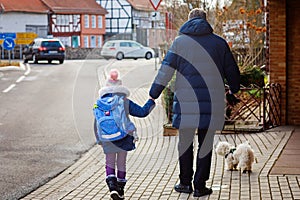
[178,128,214,189]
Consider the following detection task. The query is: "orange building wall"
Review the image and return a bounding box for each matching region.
[286,0,300,125]
[269,0,287,124]
[80,14,106,47]
[269,0,300,125]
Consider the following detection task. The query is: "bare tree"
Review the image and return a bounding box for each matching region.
[163,0,266,71]
[214,0,266,71]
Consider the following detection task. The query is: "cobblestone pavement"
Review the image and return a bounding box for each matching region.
[22,60,300,200]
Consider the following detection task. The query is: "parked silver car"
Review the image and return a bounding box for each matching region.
[101,40,155,60]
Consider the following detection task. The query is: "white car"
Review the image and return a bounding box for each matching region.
[101,40,155,60]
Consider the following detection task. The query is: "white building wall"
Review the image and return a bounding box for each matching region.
[0,12,47,33]
[97,0,132,34]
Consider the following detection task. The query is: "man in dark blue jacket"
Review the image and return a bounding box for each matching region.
[149,8,240,197]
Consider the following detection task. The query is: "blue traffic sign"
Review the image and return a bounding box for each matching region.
[0,32,16,39]
[3,37,15,50]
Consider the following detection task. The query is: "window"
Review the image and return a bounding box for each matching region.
[98,16,103,28]
[56,15,62,25]
[91,36,96,48]
[92,15,96,28]
[73,15,80,24]
[104,42,115,47]
[84,15,89,28]
[120,42,130,47]
[97,36,103,47]
[84,36,89,47]
[131,42,141,47]
[41,41,62,47]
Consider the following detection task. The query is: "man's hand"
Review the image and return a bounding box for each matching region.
[226,93,240,106]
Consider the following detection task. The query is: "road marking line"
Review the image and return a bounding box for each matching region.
[24,64,31,76]
[16,75,25,83]
[2,84,16,93]
[2,63,31,94]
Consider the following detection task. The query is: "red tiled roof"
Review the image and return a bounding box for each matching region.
[0,0,49,13]
[41,0,107,15]
[127,0,164,12]
[0,0,107,15]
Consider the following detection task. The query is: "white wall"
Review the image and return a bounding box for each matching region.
[0,12,47,32]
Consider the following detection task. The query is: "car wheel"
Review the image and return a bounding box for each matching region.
[32,54,38,64]
[48,60,52,64]
[145,52,152,60]
[103,56,110,60]
[59,59,64,64]
[116,52,124,60]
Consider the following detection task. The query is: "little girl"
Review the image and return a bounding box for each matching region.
[94,69,155,200]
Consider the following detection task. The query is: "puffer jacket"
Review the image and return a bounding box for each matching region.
[149,17,240,130]
[94,85,155,153]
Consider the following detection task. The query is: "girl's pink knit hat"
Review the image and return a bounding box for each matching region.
[106,69,122,86]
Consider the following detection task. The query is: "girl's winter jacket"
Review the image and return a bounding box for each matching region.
[149,17,240,130]
[95,85,155,154]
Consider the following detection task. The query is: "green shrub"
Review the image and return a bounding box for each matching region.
[240,65,266,87]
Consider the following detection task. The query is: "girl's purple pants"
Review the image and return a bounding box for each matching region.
[105,151,127,180]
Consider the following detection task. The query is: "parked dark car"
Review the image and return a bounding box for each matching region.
[23,38,65,64]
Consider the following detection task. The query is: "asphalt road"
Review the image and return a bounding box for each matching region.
[0,60,109,199]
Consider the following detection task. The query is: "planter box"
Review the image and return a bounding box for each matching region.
[163,123,178,136]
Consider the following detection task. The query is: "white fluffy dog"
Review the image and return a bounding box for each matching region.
[215,141,255,173]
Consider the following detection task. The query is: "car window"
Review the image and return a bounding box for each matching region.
[131,42,141,48]
[104,42,115,47]
[41,41,62,47]
[33,41,40,47]
[120,42,130,47]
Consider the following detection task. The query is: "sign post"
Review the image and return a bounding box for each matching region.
[16,32,38,45]
[149,0,162,70]
[149,0,162,11]
[0,32,16,61]
[3,37,15,64]
[16,32,38,60]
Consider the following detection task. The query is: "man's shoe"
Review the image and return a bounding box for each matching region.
[193,187,213,197]
[174,183,193,194]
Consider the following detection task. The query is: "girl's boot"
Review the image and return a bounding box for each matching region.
[117,179,127,199]
[106,176,122,200]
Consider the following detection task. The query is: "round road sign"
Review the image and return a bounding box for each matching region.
[3,37,15,50]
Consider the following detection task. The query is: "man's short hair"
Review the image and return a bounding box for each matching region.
[188,8,207,20]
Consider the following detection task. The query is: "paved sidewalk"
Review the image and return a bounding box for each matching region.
[22,61,300,200]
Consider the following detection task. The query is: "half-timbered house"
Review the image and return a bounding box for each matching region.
[96,0,165,48]
[0,0,108,48]
[42,0,108,48]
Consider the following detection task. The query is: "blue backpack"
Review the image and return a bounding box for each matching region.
[93,95,136,143]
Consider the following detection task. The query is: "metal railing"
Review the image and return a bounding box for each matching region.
[224,83,281,132]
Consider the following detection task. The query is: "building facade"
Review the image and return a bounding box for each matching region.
[0,0,48,37]
[0,0,107,48]
[43,0,107,48]
[96,0,166,48]
[268,0,300,125]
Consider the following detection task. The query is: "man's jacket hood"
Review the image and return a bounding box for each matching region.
[179,17,213,36]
